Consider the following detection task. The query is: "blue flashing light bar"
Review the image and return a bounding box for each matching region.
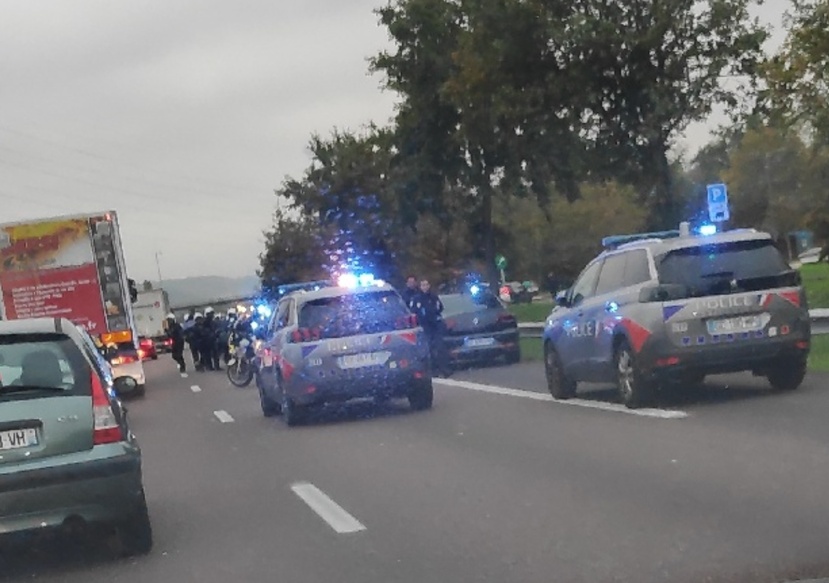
[275,280,333,297]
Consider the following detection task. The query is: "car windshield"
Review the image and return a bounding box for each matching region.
[0,334,90,399]
[657,239,799,297]
[442,293,503,316]
[298,291,410,339]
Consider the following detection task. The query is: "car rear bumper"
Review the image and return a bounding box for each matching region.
[286,364,429,405]
[0,444,144,536]
[446,330,519,363]
[644,335,810,380]
[112,360,146,386]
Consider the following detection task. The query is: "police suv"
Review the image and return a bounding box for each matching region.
[542,223,811,408]
[254,275,433,426]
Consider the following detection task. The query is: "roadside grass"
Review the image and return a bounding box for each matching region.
[801,263,829,309]
[809,335,829,371]
[519,337,544,362]
[518,334,829,371]
[508,302,553,323]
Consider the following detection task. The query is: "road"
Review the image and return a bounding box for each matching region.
[2,358,829,583]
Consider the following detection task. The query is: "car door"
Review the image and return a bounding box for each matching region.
[585,249,654,381]
[556,259,602,377]
[258,299,291,390]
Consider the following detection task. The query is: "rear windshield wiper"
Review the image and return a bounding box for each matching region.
[0,385,67,395]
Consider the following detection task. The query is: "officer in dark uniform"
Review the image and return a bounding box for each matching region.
[166,313,186,373]
[203,307,222,371]
[401,275,419,312]
[413,279,451,377]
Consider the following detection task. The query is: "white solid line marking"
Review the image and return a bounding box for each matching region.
[213,410,234,423]
[435,378,687,419]
[290,482,366,534]
[190,385,202,393]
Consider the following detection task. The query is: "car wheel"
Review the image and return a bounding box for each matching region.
[151,354,158,361]
[408,378,434,411]
[505,348,521,365]
[258,383,281,417]
[615,340,654,409]
[768,357,807,391]
[116,490,153,557]
[544,343,576,399]
[277,374,305,426]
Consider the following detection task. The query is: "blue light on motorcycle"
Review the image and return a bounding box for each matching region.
[251,321,259,330]
[469,284,481,296]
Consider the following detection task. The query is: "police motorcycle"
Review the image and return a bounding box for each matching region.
[226,305,271,388]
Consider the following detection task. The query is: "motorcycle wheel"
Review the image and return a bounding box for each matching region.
[227,358,254,388]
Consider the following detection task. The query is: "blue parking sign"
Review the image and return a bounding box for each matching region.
[706,183,729,222]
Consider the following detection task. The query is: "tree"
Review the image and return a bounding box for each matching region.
[763,0,829,145]
[722,126,816,256]
[279,127,406,283]
[142,280,153,292]
[563,0,768,229]
[258,208,328,299]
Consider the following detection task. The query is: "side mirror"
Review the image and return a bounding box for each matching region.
[555,290,570,308]
[113,376,138,396]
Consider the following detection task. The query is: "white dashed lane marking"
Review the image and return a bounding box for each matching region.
[435,378,688,419]
[190,385,202,393]
[213,410,234,423]
[291,482,367,534]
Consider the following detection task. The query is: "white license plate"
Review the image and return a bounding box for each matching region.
[0,428,38,451]
[707,315,763,335]
[465,337,495,347]
[338,352,390,369]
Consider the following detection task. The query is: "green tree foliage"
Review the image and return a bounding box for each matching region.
[258,207,328,299]
[763,0,829,145]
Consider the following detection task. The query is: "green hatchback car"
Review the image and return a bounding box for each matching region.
[0,318,152,555]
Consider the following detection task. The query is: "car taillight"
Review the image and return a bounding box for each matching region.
[111,354,138,365]
[138,349,145,358]
[396,314,418,329]
[91,373,123,445]
[290,328,320,343]
[140,339,152,348]
[498,314,516,326]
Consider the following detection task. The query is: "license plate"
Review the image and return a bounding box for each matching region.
[465,337,495,347]
[0,428,38,451]
[338,351,390,369]
[706,315,764,335]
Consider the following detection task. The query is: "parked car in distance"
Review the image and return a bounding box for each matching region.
[138,336,158,361]
[0,317,153,556]
[441,289,520,366]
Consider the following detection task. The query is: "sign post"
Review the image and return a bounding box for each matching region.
[706,183,730,223]
[495,254,507,284]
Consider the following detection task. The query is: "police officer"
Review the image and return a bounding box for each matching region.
[191,312,207,371]
[166,313,186,373]
[401,275,419,312]
[413,279,451,377]
[203,307,222,371]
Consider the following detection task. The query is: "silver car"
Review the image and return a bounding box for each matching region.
[254,280,433,425]
[543,224,811,408]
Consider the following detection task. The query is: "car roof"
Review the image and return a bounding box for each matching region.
[600,229,773,259]
[0,317,79,337]
[289,282,398,304]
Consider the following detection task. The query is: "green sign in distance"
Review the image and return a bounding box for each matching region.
[495,254,507,270]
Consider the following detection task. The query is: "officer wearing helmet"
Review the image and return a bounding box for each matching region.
[166,313,186,373]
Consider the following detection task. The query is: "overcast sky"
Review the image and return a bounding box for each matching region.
[1,1,789,282]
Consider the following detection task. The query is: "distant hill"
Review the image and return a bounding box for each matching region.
[149,276,260,308]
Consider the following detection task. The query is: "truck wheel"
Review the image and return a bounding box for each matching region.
[544,344,576,399]
[768,358,807,391]
[615,340,654,409]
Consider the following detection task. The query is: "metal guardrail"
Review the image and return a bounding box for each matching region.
[519,309,829,339]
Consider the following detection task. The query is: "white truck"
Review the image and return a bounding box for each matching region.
[134,288,172,352]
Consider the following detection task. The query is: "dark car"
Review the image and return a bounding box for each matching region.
[0,317,152,555]
[442,291,520,365]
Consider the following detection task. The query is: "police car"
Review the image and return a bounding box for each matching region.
[543,222,811,408]
[254,274,433,425]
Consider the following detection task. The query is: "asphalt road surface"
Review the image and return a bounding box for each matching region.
[2,357,829,583]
